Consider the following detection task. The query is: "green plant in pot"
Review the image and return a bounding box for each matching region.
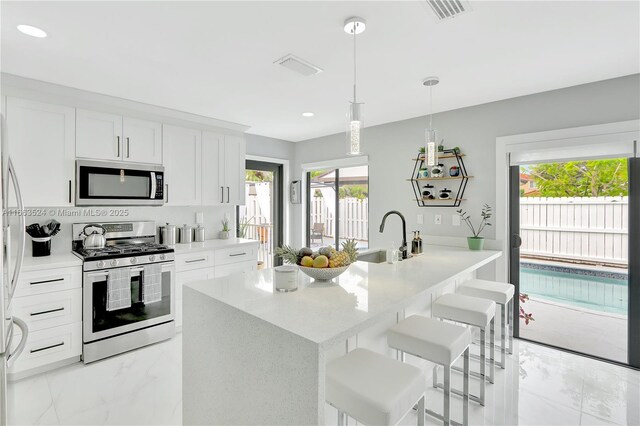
[457,204,492,250]
[219,218,231,240]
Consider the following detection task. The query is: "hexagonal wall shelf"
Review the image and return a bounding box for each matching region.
[409,149,471,207]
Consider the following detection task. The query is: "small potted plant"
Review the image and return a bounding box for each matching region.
[219,218,231,240]
[457,204,492,250]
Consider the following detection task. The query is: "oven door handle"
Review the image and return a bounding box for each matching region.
[87,271,109,278]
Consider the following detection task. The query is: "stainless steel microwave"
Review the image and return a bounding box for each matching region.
[76,160,165,206]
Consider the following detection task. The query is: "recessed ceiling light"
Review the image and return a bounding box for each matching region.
[302,112,314,117]
[17,25,47,38]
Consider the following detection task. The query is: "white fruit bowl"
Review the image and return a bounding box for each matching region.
[298,265,350,281]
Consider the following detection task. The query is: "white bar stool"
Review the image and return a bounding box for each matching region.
[326,348,426,426]
[432,293,496,406]
[388,315,471,426]
[458,279,515,369]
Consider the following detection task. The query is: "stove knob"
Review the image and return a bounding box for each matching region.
[149,255,156,262]
[97,261,105,268]
[130,257,137,264]
[110,259,118,267]
[159,254,166,261]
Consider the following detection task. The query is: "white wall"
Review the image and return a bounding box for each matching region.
[246,133,295,161]
[290,75,640,269]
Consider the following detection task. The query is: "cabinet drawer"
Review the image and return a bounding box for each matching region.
[9,322,82,374]
[214,260,257,279]
[14,267,82,298]
[214,244,257,266]
[12,289,82,332]
[175,251,215,272]
[176,267,215,301]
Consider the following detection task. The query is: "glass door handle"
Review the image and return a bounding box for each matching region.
[512,233,522,249]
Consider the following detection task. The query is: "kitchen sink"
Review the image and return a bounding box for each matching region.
[357,250,387,264]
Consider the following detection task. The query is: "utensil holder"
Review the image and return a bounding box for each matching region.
[32,237,52,257]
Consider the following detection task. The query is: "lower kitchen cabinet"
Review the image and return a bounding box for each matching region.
[214,261,257,279]
[176,267,215,328]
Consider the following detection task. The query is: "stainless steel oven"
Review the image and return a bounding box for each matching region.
[76,159,165,206]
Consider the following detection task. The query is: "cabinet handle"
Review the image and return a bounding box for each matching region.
[165,184,169,203]
[30,278,64,286]
[116,136,120,158]
[126,137,130,158]
[220,186,224,203]
[229,253,246,257]
[30,307,65,317]
[226,187,230,203]
[68,180,72,204]
[30,342,64,354]
[185,258,206,264]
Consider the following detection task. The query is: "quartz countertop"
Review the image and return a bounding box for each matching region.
[170,238,258,254]
[20,252,82,272]
[185,245,501,347]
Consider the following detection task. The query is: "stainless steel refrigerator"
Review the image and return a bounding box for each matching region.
[0,113,28,426]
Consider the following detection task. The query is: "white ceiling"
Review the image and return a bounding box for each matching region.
[2,1,639,142]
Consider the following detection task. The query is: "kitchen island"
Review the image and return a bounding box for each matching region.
[182,245,501,425]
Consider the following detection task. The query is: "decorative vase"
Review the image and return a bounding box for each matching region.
[467,237,485,251]
[219,231,230,240]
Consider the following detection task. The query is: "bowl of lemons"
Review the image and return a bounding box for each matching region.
[275,240,359,282]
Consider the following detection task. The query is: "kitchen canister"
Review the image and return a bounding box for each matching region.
[160,223,178,245]
[194,225,205,242]
[179,224,194,243]
[274,265,298,292]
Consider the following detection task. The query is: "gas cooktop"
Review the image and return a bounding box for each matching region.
[73,242,174,261]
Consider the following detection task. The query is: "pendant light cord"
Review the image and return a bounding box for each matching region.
[353,23,357,103]
[429,84,433,130]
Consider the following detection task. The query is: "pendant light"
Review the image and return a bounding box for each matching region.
[423,76,440,166]
[344,17,366,155]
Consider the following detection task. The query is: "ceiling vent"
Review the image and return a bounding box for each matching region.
[274,54,323,76]
[425,0,471,21]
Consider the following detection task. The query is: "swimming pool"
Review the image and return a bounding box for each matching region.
[520,263,628,315]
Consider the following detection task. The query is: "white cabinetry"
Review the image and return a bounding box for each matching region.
[76,109,161,164]
[201,131,246,206]
[162,124,202,206]
[175,251,215,329]
[6,97,75,206]
[9,266,82,379]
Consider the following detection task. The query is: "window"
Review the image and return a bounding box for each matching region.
[306,165,368,250]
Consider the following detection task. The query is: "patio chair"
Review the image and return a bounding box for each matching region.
[310,223,325,245]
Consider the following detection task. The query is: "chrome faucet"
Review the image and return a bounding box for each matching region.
[379,210,409,260]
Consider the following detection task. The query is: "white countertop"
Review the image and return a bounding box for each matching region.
[185,245,501,347]
[170,238,259,254]
[20,252,82,272]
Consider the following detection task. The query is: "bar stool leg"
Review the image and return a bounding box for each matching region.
[443,364,451,425]
[337,410,346,426]
[463,347,470,426]
[417,395,425,426]
[489,318,495,384]
[479,328,486,406]
[500,303,507,369]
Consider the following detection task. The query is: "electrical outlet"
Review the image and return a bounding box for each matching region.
[452,214,461,226]
[434,214,442,225]
[417,214,424,225]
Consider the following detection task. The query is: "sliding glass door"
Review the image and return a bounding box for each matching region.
[306,166,368,250]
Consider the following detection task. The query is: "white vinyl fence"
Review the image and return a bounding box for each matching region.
[520,197,628,266]
[242,194,273,267]
[310,196,369,241]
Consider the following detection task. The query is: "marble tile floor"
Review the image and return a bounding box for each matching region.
[7,333,640,426]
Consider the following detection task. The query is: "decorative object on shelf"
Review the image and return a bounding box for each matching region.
[439,188,452,200]
[409,148,471,207]
[422,76,440,166]
[421,184,435,199]
[219,218,231,240]
[452,146,461,154]
[418,168,429,178]
[431,163,445,178]
[457,204,492,251]
[344,17,366,156]
[275,240,359,281]
[438,140,445,152]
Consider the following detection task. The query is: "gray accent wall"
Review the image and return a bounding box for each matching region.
[290,74,640,256]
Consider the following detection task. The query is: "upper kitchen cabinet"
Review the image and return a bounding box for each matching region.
[6,97,75,207]
[163,124,202,206]
[201,131,246,206]
[76,109,122,161]
[76,109,162,165]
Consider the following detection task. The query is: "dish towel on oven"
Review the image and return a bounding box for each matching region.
[106,267,132,311]
[142,263,162,304]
